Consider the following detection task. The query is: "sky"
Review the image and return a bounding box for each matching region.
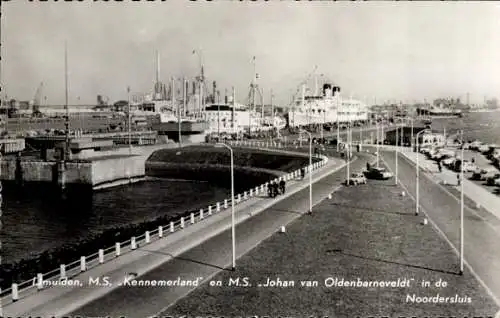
[2,1,500,107]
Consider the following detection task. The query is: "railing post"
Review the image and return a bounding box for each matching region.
[12,283,19,301]
[131,237,137,250]
[99,249,104,263]
[244,191,247,200]
[181,217,185,228]
[60,264,66,279]
[255,186,259,195]
[224,199,228,209]
[145,231,150,243]
[200,208,204,219]
[261,184,265,192]
[159,225,163,237]
[37,273,43,290]
[169,222,174,233]
[80,256,86,272]
[115,242,121,257]
[208,205,212,215]
[190,213,195,224]
[237,194,241,202]
[249,189,253,197]
[216,202,220,212]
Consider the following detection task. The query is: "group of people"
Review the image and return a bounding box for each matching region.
[268,180,286,198]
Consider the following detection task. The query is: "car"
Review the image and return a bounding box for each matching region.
[346,173,367,185]
[462,160,478,172]
[442,157,456,167]
[471,168,489,180]
[364,167,393,180]
[486,173,500,186]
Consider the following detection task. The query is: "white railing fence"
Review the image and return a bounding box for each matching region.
[0,141,328,305]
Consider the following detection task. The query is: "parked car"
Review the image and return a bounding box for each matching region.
[462,160,478,172]
[469,140,483,151]
[471,168,489,181]
[442,157,456,167]
[478,144,491,154]
[346,173,367,185]
[364,167,393,180]
[486,173,500,186]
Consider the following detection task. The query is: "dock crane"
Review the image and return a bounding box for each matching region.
[32,82,44,117]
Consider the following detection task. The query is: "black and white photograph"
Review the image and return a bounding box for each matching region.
[1,1,500,317]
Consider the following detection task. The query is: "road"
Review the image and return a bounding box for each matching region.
[381,149,500,307]
[66,151,371,317]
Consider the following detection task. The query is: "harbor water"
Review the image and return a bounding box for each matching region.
[430,112,500,144]
[1,178,230,265]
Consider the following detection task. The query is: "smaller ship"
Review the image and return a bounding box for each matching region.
[416,104,462,118]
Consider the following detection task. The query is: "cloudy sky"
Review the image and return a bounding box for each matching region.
[3,2,500,106]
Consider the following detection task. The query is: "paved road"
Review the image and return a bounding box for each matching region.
[381,150,500,307]
[67,153,372,317]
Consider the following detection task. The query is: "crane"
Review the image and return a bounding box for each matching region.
[32,82,44,117]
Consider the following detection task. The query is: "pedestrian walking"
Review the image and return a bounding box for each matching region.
[279,179,286,194]
[272,182,279,197]
[438,161,442,173]
[301,167,305,179]
[366,162,371,171]
[267,182,272,198]
[472,157,475,164]
[457,173,461,186]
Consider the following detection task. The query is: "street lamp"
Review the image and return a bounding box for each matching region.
[376,121,380,168]
[299,128,313,214]
[395,123,399,185]
[214,142,236,271]
[415,128,430,215]
[459,130,464,275]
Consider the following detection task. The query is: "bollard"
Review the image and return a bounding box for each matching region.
[280,226,286,233]
[401,191,406,197]
[208,205,212,215]
[131,237,137,250]
[181,217,185,228]
[190,213,195,224]
[443,180,447,185]
[200,209,204,219]
[159,225,164,237]
[328,193,332,199]
[12,283,19,301]
[224,199,228,209]
[37,273,43,290]
[422,218,428,225]
[60,264,66,279]
[115,242,121,257]
[99,249,104,263]
[476,202,481,209]
[145,231,150,243]
[244,192,248,200]
[216,202,221,212]
[80,256,86,272]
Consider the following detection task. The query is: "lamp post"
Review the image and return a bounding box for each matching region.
[214,142,236,271]
[127,86,131,154]
[376,121,380,168]
[337,93,341,152]
[395,123,399,185]
[299,128,313,214]
[415,129,430,215]
[460,129,464,275]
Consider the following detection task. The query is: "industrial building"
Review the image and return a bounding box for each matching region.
[385,126,445,147]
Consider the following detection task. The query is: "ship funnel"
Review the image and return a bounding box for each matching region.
[323,84,332,97]
[332,86,341,97]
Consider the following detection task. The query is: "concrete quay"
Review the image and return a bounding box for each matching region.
[0,143,180,191]
[2,151,339,317]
